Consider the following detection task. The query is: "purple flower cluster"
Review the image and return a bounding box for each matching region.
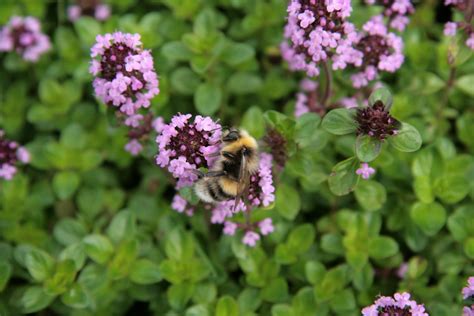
[362,292,428,316]
[294,78,318,117]
[443,1,474,50]
[0,16,50,62]
[365,0,414,32]
[463,277,474,316]
[351,15,404,88]
[155,114,222,188]
[68,0,110,22]
[223,218,275,247]
[0,130,30,180]
[281,0,362,77]
[356,100,400,140]
[90,32,159,116]
[124,114,164,156]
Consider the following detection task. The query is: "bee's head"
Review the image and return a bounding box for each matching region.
[222,128,242,142]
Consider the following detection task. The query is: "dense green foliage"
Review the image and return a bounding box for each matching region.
[0,0,473,315]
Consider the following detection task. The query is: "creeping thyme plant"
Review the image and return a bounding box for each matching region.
[0,0,473,315]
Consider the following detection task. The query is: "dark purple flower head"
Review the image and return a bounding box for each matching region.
[263,128,288,168]
[356,100,400,140]
[365,0,414,31]
[0,16,50,62]
[123,114,164,156]
[362,292,428,316]
[0,130,30,180]
[281,0,362,77]
[155,114,222,187]
[68,0,110,22]
[90,32,159,116]
[351,15,404,87]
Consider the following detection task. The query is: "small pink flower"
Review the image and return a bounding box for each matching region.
[242,231,260,247]
[444,22,457,36]
[171,194,187,213]
[124,139,143,156]
[67,5,81,22]
[223,221,238,236]
[16,147,30,163]
[356,163,375,179]
[258,218,274,235]
[466,33,474,50]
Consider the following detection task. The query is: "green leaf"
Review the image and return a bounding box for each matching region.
[53,218,88,246]
[287,224,315,255]
[389,123,422,152]
[165,229,195,261]
[355,135,382,162]
[61,283,89,309]
[261,278,289,303]
[0,261,12,292]
[238,288,261,313]
[106,210,136,244]
[162,41,192,61]
[130,259,162,284]
[227,72,263,94]
[410,202,446,236]
[221,42,255,66]
[455,74,474,96]
[25,247,55,282]
[354,180,387,211]
[171,67,201,95]
[44,260,77,295]
[368,87,393,110]
[464,237,474,259]
[295,113,322,148]
[329,289,356,313]
[321,108,357,135]
[83,234,114,264]
[271,304,293,316]
[59,243,86,271]
[53,171,80,200]
[413,175,434,203]
[328,157,359,196]
[368,236,399,259]
[215,296,239,316]
[275,183,301,220]
[305,261,326,285]
[74,16,101,46]
[195,83,222,115]
[241,106,265,139]
[434,175,470,204]
[20,286,56,314]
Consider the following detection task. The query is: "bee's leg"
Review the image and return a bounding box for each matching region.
[204,171,227,177]
[222,151,236,159]
[190,169,205,179]
[204,152,221,158]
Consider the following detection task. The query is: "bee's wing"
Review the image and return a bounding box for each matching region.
[233,152,250,212]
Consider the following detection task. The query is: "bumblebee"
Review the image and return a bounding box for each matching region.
[194,128,259,209]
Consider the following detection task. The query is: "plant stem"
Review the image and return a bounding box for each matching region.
[321,61,332,107]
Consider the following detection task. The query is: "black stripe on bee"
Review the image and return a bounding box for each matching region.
[216,185,234,200]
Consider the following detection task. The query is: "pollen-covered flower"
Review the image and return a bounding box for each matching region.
[365,0,414,31]
[356,163,375,179]
[68,0,111,22]
[90,32,159,116]
[0,16,50,62]
[281,0,362,77]
[351,15,404,88]
[356,100,400,140]
[362,292,428,316]
[0,130,29,180]
[155,114,222,187]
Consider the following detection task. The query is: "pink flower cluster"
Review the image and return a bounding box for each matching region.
[90,32,159,116]
[351,16,404,88]
[443,1,474,50]
[463,277,474,315]
[0,130,30,180]
[281,0,362,77]
[0,16,50,62]
[68,0,110,22]
[362,292,428,316]
[365,0,414,32]
[155,114,222,188]
[294,78,318,117]
[124,114,165,156]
